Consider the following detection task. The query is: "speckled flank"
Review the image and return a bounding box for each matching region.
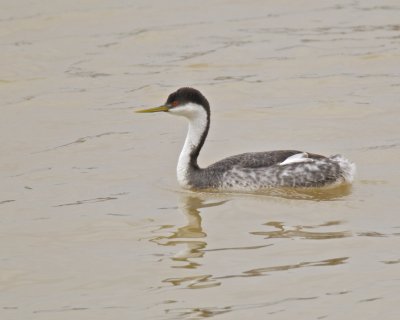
[219,155,355,191]
[181,150,355,191]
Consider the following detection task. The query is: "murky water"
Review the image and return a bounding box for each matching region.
[1,0,400,319]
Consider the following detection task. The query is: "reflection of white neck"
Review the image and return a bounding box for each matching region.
[172,103,208,188]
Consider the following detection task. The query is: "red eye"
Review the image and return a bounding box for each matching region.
[172,101,179,107]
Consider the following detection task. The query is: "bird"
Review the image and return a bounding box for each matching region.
[136,87,355,191]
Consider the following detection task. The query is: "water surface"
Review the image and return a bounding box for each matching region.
[1,1,400,319]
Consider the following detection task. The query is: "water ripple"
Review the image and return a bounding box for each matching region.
[215,257,348,280]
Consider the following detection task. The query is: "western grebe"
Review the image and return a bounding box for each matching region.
[136,87,355,191]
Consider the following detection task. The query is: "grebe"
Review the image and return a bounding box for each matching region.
[136,87,355,191]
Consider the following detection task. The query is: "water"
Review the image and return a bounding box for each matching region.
[1,0,400,319]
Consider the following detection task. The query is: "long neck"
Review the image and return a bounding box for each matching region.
[177,107,210,187]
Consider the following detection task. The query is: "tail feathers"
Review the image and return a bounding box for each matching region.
[330,154,356,184]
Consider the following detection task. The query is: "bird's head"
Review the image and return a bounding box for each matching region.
[136,87,210,120]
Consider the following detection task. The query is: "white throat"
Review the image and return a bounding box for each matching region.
[169,103,208,187]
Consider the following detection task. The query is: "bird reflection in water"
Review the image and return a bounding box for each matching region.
[151,195,227,270]
[151,194,227,289]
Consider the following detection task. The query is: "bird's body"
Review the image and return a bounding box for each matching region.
[182,151,354,191]
[136,88,355,191]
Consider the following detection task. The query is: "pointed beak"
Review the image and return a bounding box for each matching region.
[135,105,170,113]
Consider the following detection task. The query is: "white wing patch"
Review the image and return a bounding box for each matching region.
[279,152,314,166]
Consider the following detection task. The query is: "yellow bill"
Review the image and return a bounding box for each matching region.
[135,105,170,113]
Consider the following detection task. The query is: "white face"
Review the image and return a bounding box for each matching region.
[168,102,206,120]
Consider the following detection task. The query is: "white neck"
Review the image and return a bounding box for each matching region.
[170,103,209,188]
